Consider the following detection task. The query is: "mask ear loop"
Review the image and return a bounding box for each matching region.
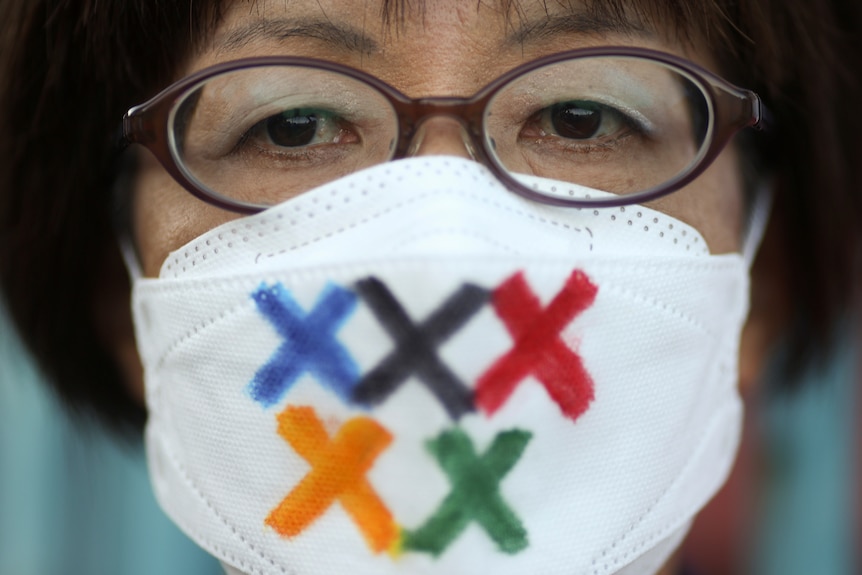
[742,179,774,268]
[119,236,143,281]
[111,150,144,281]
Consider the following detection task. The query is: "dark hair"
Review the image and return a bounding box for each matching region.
[1,0,861,436]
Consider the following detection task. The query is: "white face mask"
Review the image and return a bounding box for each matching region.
[129,156,758,575]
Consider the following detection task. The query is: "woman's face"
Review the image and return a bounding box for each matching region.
[124,5,762,573]
[132,0,746,280]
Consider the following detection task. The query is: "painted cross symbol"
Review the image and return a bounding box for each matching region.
[399,427,532,556]
[248,282,359,407]
[266,406,399,553]
[351,277,488,420]
[475,270,598,422]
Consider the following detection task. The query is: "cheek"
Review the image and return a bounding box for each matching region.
[132,149,243,277]
[130,142,747,277]
[645,148,745,254]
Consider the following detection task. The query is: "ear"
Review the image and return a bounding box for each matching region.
[738,213,790,396]
[92,240,145,405]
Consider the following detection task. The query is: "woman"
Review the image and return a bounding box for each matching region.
[1,1,860,574]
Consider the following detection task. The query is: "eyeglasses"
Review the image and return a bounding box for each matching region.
[120,47,767,214]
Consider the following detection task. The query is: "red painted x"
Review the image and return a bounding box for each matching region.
[476,270,598,422]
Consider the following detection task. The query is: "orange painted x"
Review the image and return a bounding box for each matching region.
[266,406,399,553]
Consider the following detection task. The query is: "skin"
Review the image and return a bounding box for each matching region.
[133,0,746,278]
[127,1,765,573]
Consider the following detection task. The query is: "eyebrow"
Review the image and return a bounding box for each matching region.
[214,10,649,57]
[506,12,650,46]
[216,18,379,55]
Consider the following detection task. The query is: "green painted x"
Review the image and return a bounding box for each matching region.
[400,428,532,556]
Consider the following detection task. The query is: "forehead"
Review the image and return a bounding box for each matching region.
[216,0,647,39]
[199,0,713,72]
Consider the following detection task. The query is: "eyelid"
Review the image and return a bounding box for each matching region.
[188,94,356,154]
[211,95,349,128]
[578,96,656,134]
[500,63,671,129]
[511,92,656,136]
[189,69,384,123]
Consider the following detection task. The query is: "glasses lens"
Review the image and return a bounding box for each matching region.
[484,56,711,202]
[171,65,399,206]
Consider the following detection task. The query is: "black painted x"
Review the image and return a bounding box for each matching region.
[352,277,488,420]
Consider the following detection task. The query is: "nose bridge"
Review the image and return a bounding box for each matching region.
[400,98,485,160]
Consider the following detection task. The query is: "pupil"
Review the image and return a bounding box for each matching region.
[551,103,601,139]
[266,112,318,147]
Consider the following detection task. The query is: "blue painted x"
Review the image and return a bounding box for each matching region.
[248,282,359,407]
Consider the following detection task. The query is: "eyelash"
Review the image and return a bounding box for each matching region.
[231,109,360,164]
[516,101,644,151]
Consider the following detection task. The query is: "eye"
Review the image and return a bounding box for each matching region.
[526,101,630,141]
[244,108,355,151]
[266,111,318,147]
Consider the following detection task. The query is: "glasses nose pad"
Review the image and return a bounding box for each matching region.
[405,116,478,160]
